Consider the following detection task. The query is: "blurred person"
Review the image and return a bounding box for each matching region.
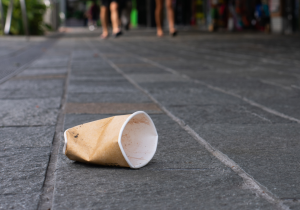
[119,0,132,30]
[155,0,177,37]
[254,0,270,32]
[100,0,122,39]
[261,0,270,32]
[88,0,100,31]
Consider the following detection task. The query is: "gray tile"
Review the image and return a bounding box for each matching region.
[0,79,64,99]
[20,68,68,76]
[0,194,40,210]
[67,92,151,103]
[0,98,61,126]
[0,147,51,196]
[67,81,138,93]
[128,73,188,83]
[69,75,126,82]
[140,81,245,105]
[197,124,300,198]
[167,103,292,125]
[0,126,55,148]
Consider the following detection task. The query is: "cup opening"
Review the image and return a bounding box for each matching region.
[119,111,158,169]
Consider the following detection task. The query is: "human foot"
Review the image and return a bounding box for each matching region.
[100,32,109,39]
[157,29,164,37]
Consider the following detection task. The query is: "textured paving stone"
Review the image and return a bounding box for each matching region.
[54,114,274,210]
[283,200,300,210]
[167,103,292,125]
[0,147,51,209]
[67,92,151,103]
[0,79,64,99]
[140,81,245,105]
[107,57,145,64]
[67,81,138,93]
[196,124,300,198]
[13,75,66,80]
[19,68,68,76]
[71,61,111,69]
[71,68,120,76]
[110,37,300,208]
[30,58,69,68]
[128,73,188,83]
[0,147,51,197]
[0,98,60,126]
[119,67,166,74]
[0,126,55,148]
[69,75,126,82]
[0,194,40,210]
[65,102,162,114]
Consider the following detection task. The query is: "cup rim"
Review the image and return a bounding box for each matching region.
[118,111,158,169]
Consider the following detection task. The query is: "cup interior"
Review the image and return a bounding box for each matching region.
[119,112,158,168]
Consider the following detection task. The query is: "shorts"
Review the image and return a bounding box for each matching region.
[101,0,119,7]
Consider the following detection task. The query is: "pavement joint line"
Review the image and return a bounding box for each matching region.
[87,39,289,210]
[0,39,57,86]
[37,51,73,210]
[135,55,300,124]
[291,85,300,90]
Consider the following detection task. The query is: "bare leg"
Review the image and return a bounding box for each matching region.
[110,2,120,34]
[100,6,108,37]
[166,0,175,34]
[155,0,163,36]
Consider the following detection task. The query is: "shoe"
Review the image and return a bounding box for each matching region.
[113,31,123,38]
[170,31,177,37]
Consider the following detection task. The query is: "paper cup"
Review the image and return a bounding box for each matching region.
[63,111,158,169]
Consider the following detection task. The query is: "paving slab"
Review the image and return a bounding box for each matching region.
[0,98,61,126]
[128,73,188,83]
[69,75,126,82]
[67,81,139,93]
[0,147,51,192]
[0,146,51,209]
[19,68,68,76]
[197,124,300,198]
[110,36,300,208]
[71,68,121,76]
[65,102,162,114]
[67,92,151,103]
[140,81,245,105]
[0,126,55,148]
[0,193,41,210]
[0,79,64,99]
[53,114,275,210]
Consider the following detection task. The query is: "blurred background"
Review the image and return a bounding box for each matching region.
[0,0,299,36]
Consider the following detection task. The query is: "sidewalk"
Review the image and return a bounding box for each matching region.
[1,31,300,209]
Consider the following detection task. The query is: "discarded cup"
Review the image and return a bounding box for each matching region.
[63,111,158,169]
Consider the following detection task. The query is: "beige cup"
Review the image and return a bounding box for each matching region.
[63,111,158,169]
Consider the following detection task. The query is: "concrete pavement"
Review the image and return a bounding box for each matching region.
[0,30,300,209]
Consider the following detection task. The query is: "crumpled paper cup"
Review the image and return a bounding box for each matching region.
[63,111,158,169]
